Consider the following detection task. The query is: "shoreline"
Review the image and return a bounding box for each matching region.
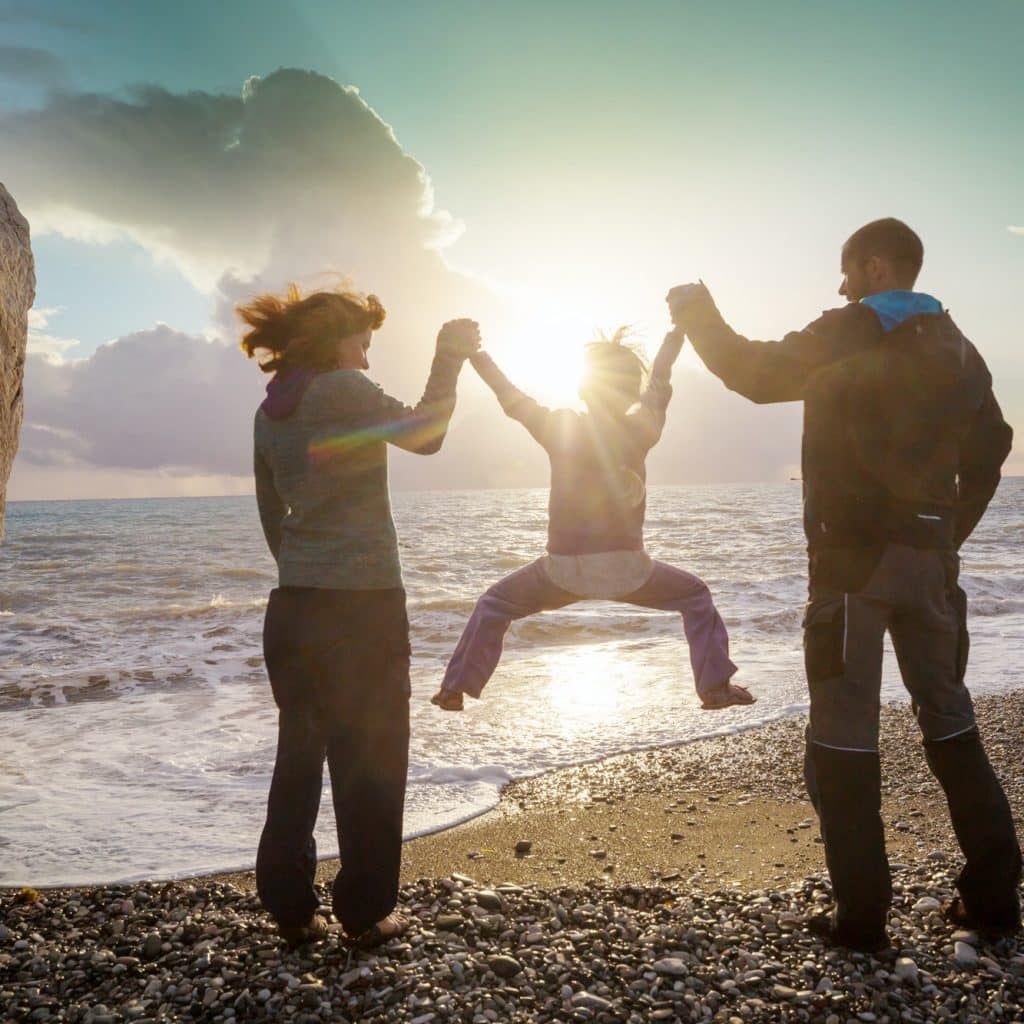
[5,690,1021,893]
[183,690,1002,894]
[378,688,1024,892]
[0,703,806,893]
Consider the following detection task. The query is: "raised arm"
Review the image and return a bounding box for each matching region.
[254,447,284,559]
[342,319,480,455]
[955,387,1013,548]
[468,350,555,448]
[666,283,881,404]
[628,329,685,449]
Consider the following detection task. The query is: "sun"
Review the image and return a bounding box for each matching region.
[486,308,592,407]
[480,286,680,407]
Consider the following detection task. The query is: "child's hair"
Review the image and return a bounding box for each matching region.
[581,327,647,410]
[238,284,386,374]
[581,328,649,505]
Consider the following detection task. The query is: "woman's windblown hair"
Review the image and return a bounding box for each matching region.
[238,284,386,374]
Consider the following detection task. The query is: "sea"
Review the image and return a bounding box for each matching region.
[1,481,1021,886]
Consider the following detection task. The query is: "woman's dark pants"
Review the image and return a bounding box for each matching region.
[256,586,411,936]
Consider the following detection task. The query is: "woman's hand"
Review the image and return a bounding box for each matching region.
[436,319,482,359]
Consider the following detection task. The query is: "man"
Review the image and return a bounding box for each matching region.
[668,218,1021,952]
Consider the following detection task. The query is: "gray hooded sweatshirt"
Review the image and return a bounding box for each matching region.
[254,351,464,590]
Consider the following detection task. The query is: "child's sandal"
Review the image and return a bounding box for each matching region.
[700,683,756,710]
[431,688,464,711]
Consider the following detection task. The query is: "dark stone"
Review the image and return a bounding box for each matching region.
[475,890,504,912]
[488,955,523,979]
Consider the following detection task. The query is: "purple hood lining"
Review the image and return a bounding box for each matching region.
[261,368,317,419]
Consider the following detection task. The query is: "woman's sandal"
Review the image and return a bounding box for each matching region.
[700,683,756,710]
[945,896,1021,939]
[278,912,333,948]
[431,688,464,711]
[351,911,410,949]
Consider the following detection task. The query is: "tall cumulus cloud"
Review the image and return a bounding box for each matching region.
[1,68,460,286]
[3,69,498,485]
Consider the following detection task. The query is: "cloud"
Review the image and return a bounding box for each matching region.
[1009,226,1024,235]
[20,327,261,474]
[0,46,68,88]
[0,69,461,291]
[13,319,803,496]
[0,1,95,31]
[27,307,81,361]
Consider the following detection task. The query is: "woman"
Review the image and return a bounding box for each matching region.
[240,284,479,947]
[432,324,753,712]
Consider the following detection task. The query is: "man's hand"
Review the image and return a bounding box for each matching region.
[436,318,482,359]
[666,282,711,329]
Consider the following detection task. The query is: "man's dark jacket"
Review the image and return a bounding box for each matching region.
[681,288,1013,551]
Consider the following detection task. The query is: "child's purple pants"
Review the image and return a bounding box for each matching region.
[441,557,737,699]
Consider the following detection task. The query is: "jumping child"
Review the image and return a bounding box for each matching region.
[431,319,754,712]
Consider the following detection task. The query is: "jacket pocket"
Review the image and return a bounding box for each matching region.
[803,596,846,686]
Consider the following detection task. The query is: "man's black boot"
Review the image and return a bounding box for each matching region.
[924,728,1022,935]
[807,741,891,949]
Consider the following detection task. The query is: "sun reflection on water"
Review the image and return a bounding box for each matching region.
[539,641,636,735]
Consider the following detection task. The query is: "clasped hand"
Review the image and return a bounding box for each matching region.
[436,318,482,359]
[665,281,710,330]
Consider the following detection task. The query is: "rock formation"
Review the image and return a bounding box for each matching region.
[0,184,34,538]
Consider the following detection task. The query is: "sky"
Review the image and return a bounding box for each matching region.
[2,0,1022,499]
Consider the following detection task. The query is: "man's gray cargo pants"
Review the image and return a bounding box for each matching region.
[802,544,1020,944]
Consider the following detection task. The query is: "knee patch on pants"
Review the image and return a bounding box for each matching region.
[804,596,879,752]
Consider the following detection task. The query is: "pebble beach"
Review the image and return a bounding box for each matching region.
[2,692,1022,1023]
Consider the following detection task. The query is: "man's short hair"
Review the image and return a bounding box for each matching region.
[843,218,924,284]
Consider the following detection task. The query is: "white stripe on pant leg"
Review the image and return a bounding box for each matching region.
[811,739,878,754]
[928,724,976,743]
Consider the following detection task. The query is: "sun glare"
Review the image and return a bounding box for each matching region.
[488,308,592,407]
[485,294,685,407]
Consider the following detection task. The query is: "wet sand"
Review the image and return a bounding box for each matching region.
[370,690,1019,891]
